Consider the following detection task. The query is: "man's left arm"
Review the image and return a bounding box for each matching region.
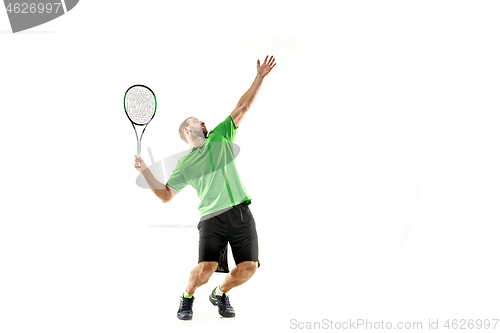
[231,55,276,128]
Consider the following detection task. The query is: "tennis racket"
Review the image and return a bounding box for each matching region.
[124,84,157,163]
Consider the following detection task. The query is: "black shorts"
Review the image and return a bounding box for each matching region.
[197,201,260,273]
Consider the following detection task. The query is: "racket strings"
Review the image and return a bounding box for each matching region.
[125,87,156,125]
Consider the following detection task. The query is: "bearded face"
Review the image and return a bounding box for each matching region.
[188,118,208,139]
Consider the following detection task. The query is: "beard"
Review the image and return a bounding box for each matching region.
[193,128,207,140]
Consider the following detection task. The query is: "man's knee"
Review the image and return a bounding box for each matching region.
[237,261,258,278]
[199,261,218,281]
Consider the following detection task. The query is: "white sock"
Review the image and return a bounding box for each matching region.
[215,286,224,296]
[183,290,194,298]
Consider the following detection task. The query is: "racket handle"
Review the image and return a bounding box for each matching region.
[137,141,142,157]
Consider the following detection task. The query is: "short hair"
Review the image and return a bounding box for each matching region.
[178,117,194,143]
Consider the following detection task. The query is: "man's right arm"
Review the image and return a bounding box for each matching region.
[134,156,178,203]
[142,168,178,203]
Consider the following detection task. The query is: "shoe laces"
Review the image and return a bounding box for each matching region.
[221,294,233,310]
[179,296,194,310]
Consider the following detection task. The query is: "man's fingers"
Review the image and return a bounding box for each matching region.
[261,55,275,69]
[133,155,143,167]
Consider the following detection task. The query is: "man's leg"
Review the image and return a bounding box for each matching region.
[219,261,258,293]
[185,261,219,294]
[208,261,257,318]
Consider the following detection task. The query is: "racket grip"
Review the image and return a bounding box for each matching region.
[137,141,142,157]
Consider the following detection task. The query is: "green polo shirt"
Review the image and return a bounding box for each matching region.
[166,115,251,218]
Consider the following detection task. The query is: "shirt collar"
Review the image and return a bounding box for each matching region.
[190,138,207,152]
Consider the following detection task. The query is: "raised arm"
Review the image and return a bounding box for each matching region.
[231,55,276,127]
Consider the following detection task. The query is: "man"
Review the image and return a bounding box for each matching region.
[133,55,276,320]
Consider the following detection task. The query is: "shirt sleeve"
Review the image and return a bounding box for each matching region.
[166,161,188,193]
[212,115,237,143]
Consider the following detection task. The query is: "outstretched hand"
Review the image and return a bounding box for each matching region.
[257,55,276,78]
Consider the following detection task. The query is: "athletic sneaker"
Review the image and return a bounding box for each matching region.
[209,287,235,317]
[177,294,195,320]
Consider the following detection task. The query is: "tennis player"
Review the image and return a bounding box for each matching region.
[133,55,276,320]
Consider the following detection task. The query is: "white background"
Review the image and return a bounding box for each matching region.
[1,1,499,332]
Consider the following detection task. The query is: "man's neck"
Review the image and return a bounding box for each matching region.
[190,136,206,149]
